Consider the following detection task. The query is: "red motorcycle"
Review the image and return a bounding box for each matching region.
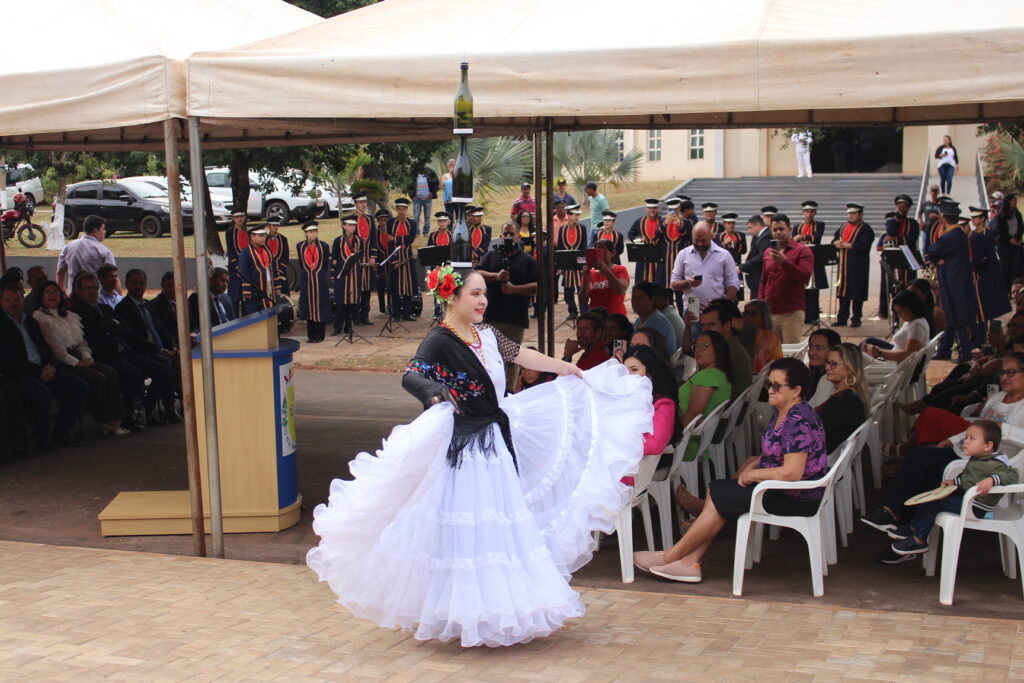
[1,192,45,248]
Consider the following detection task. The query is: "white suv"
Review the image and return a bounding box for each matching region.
[205,168,324,223]
[4,164,46,210]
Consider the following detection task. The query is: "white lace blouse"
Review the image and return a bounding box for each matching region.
[32,308,92,366]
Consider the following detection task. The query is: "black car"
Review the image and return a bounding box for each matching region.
[63,180,230,239]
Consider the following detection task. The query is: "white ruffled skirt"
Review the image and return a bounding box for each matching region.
[306,360,652,647]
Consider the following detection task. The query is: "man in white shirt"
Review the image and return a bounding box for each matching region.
[56,215,116,291]
[791,130,814,178]
[669,223,741,308]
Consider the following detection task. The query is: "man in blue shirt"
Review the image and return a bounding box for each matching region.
[0,282,88,450]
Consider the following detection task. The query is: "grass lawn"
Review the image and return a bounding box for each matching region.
[2,179,682,262]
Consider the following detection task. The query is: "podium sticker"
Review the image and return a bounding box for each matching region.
[279,362,297,455]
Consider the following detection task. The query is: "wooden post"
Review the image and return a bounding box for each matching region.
[533,133,545,354]
[0,158,7,273]
[544,122,556,357]
[163,119,207,557]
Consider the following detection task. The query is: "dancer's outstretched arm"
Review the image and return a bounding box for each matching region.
[515,346,583,378]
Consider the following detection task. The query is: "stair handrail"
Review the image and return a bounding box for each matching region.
[976,149,989,211]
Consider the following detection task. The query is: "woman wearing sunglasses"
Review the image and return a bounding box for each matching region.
[862,352,1024,557]
[634,357,827,582]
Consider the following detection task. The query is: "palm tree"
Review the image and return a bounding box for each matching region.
[431,137,533,207]
[999,136,1024,187]
[552,130,642,197]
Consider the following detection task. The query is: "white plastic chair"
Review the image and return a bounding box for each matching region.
[608,448,665,583]
[781,338,809,361]
[645,415,703,550]
[732,438,855,597]
[922,456,1024,604]
[671,399,730,505]
[830,423,870,549]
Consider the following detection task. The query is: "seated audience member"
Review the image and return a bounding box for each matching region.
[620,345,680,484]
[696,303,751,399]
[115,269,179,425]
[742,299,784,373]
[885,420,1018,557]
[630,326,674,369]
[32,281,130,436]
[71,272,145,431]
[0,377,31,459]
[674,331,733,463]
[562,312,611,370]
[807,328,843,407]
[2,267,25,291]
[653,286,685,350]
[631,281,677,357]
[1012,277,1024,313]
[862,352,1024,559]
[150,271,180,344]
[0,282,88,450]
[580,239,629,316]
[908,278,944,337]
[516,365,557,393]
[636,357,827,582]
[97,263,123,309]
[605,312,633,360]
[816,343,868,454]
[23,265,48,313]
[861,290,929,363]
[188,266,236,331]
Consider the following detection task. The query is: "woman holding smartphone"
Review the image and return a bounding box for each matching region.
[581,238,630,316]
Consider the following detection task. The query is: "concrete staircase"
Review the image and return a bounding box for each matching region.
[666,175,925,229]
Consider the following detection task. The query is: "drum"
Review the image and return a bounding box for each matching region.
[276,295,295,334]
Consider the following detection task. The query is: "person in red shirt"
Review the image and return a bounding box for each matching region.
[580,238,630,316]
[561,312,611,370]
[759,213,814,344]
[510,182,537,219]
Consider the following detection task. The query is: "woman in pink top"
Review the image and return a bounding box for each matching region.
[620,345,680,483]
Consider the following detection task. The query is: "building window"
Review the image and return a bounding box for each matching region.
[647,130,662,162]
[689,129,705,160]
[616,131,625,162]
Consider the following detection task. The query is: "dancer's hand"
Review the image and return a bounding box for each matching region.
[558,361,584,379]
[430,387,461,414]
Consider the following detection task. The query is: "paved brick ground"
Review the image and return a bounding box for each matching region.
[1,541,1021,682]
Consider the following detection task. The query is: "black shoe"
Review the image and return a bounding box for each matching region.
[358,318,372,326]
[401,315,416,321]
[887,524,913,541]
[878,313,889,320]
[147,412,167,427]
[331,326,342,336]
[123,420,144,434]
[850,321,862,328]
[878,547,916,565]
[834,320,847,326]
[53,433,81,447]
[860,507,897,533]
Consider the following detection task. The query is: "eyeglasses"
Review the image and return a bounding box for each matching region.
[999,369,1022,377]
[766,382,791,393]
[825,360,841,369]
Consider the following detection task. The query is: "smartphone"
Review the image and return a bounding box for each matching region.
[770,239,780,250]
[585,248,606,268]
[990,320,1003,336]
[692,274,703,283]
[687,296,701,318]
[612,339,627,356]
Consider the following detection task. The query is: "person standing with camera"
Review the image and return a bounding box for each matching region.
[477,221,540,393]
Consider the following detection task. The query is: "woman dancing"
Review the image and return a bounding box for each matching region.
[307,264,652,647]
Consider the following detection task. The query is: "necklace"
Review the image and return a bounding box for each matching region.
[441,321,485,366]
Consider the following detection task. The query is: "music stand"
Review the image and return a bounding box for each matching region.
[626,242,662,265]
[804,244,839,334]
[554,250,586,330]
[418,246,450,326]
[334,254,372,346]
[376,248,410,337]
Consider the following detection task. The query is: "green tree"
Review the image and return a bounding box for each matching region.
[552,130,642,198]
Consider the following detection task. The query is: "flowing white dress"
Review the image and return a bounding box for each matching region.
[306,327,652,647]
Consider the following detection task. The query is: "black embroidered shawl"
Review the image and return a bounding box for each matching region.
[404,324,521,469]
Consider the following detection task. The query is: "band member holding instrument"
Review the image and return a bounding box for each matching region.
[832,203,874,328]
[387,198,418,321]
[297,221,331,343]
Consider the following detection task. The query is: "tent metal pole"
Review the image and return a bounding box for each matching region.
[544,122,556,357]
[163,119,207,558]
[187,116,225,559]
[533,133,545,354]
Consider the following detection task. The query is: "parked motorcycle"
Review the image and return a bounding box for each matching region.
[1,192,45,248]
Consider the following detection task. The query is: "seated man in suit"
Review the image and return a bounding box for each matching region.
[0,282,88,450]
[188,266,236,333]
[114,269,180,425]
[150,270,179,348]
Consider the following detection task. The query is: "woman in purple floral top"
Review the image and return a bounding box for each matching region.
[634,357,829,583]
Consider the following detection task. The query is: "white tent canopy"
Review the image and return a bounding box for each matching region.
[181,0,1024,146]
[0,0,319,149]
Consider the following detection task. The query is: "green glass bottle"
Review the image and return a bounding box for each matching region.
[453,62,473,134]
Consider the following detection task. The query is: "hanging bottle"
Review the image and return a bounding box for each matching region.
[453,62,473,135]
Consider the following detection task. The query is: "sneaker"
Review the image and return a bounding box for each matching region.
[887,524,913,541]
[632,550,665,573]
[892,537,929,555]
[860,508,897,533]
[650,560,702,583]
[878,548,915,565]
